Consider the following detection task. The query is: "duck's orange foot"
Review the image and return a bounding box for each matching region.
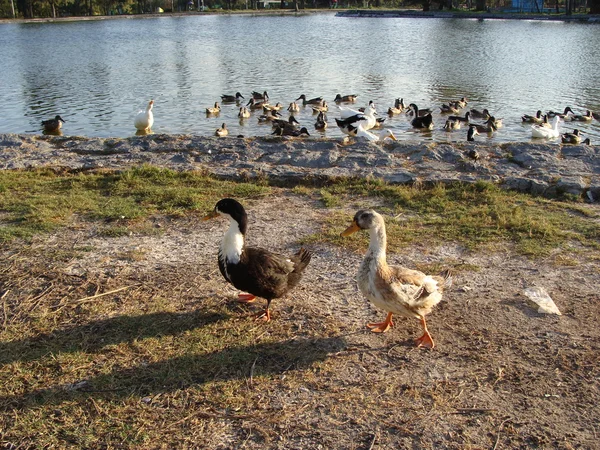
[416,332,435,349]
[254,309,271,322]
[366,312,394,333]
[237,293,257,303]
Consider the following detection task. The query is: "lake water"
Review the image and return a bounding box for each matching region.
[1,12,600,143]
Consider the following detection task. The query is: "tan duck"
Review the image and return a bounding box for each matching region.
[238,106,251,119]
[570,110,593,122]
[41,115,66,133]
[314,111,328,131]
[334,94,358,103]
[287,102,300,113]
[206,102,221,115]
[440,103,461,114]
[215,123,228,137]
[521,110,544,123]
[204,198,312,322]
[387,98,406,115]
[561,129,582,144]
[443,119,461,131]
[341,210,451,348]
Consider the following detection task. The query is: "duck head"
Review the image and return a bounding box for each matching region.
[204,198,248,235]
[341,209,382,236]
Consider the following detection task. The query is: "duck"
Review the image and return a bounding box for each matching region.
[410,107,434,130]
[203,198,312,322]
[206,102,221,115]
[467,124,479,142]
[470,108,491,121]
[221,92,244,103]
[271,115,300,131]
[387,98,406,115]
[443,119,461,131]
[41,115,66,133]
[287,102,300,113]
[296,94,324,106]
[448,111,471,123]
[592,111,600,121]
[336,103,378,132]
[246,98,267,110]
[272,126,310,137]
[582,138,591,145]
[263,102,283,112]
[570,110,593,122]
[310,101,329,113]
[134,100,154,132]
[469,117,498,134]
[334,94,358,103]
[440,103,461,114]
[547,106,574,120]
[314,111,328,131]
[561,129,582,144]
[252,91,269,102]
[238,106,251,119]
[341,209,451,348]
[345,124,397,143]
[522,110,544,123]
[257,110,282,123]
[532,115,561,139]
[215,123,228,137]
[450,97,468,109]
[407,103,432,117]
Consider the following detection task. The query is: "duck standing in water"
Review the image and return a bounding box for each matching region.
[134,100,154,132]
[41,115,66,133]
[204,198,312,322]
[341,209,451,348]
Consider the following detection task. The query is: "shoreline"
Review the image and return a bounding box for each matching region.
[1,133,598,201]
[1,8,598,24]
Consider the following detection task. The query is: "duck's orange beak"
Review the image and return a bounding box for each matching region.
[202,210,219,221]
[341,221,360,237]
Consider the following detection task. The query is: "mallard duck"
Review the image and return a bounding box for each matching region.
[252,91,269,101]
[341,209,451,348]
[221,92,244,103]
[203,198,312,322]
[467,124,479,141]
[206,102,221,115]
[273,126,310,137]
[592,112,600,121]
[296,94,324,106]
[238,106,251,119]
[134,100,154,131]
[440,103,461,114]
[582,138,591,145]
[345,124,397,142]
[41,115,66,133]
[334,94,358,103]
[532,116,560,139]
[407,103,432,117]
[271,115,300,131]
[215,123,228,137]
[470,117,498,134]
[287,102,300,113]
[443,119,461,131]
[561,129,581,144]
[522,110,544,123]
[315,111,328,131]
[547,106,574,120]
[310,101,328,113]
[448,111,471,123]
[258,110,282,123]
[410,106,434,130]
[246,98,267,110]
[470,108,491,121]
[571,110,593,122]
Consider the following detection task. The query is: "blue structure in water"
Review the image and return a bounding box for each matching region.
[511,0,546,12]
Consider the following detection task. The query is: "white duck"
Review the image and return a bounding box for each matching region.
[336,103,378,131]
[531,115,561,139]
[341,210,452,348]
[134,100,154,132]
[345,124,397,143]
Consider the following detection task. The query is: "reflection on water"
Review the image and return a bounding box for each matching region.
[1,14,600,143]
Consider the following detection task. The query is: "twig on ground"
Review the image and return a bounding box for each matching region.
[453,408,497,414]
[492,418,512,450]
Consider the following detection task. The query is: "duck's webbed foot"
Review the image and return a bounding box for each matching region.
[415,317,435,349]
[366,312,394,333]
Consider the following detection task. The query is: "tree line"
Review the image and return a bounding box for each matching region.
[1,0,597,20]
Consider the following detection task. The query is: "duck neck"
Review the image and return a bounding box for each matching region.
[220,217,245,264]
[368,221,387,265]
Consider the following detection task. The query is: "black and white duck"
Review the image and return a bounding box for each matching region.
[204,198,312,322]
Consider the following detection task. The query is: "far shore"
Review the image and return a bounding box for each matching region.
[1,7,598,25]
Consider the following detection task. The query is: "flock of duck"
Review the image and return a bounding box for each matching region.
[204,198,452,348]
[40,91,597,145]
